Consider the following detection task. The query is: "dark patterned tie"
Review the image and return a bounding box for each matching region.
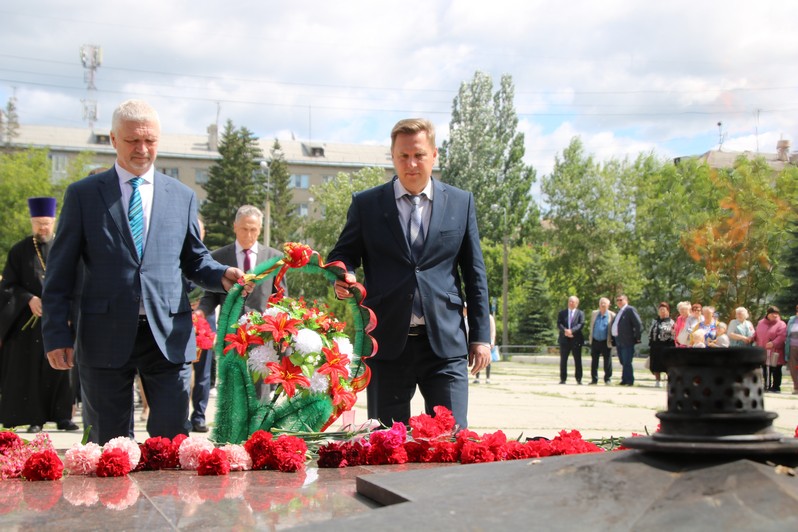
[243,248,252,272]
[406,194,425,318]
[128,177,144,258]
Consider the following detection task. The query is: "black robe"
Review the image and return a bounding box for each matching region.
[0,236,72,427]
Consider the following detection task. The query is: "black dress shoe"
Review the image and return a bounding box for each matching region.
[27,425,42,433]
[192,422,209,433]
[57,420,80,431]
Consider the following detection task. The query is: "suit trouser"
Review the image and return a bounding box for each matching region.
[559,340,583,383]
[590,339,612,383]
[79,318,192,445]
[616,344,636,385]
[366,333,469,429]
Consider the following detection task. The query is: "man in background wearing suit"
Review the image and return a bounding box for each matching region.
[557,296,585,384]
[194,205,284,429]
[328,118,490,429]
[42,99,245,444]
[611,294,643,386]
[588,297,615,385]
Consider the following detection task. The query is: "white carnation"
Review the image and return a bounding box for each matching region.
[309,371,330,394]
[335,337,354,357]
[247,343,278,373]
[263,307,283,318]
[294,328,323,355]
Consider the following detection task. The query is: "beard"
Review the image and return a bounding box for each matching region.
[34,232,54,244]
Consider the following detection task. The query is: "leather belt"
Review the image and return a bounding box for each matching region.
[408,325,426,336]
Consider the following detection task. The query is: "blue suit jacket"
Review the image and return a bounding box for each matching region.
[557,308,585,345]
[611,305,643,348]
[328,177,490,360]
[42,168,228,368]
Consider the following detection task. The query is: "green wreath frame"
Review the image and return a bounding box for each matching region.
[211,250,376,444]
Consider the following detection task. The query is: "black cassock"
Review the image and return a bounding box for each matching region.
[0,236,72,427]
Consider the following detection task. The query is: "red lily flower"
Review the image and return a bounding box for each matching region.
[223,325,264,356]
[331,382,356,409]
[264,357,311,397]
[257,312,302,344]
[317,345,350,383]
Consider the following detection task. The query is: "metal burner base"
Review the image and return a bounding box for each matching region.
[622,435,798,457]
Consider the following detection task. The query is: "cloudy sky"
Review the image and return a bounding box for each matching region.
[2,0,797,176]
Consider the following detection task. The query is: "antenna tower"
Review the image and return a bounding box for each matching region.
[80,44,102,130]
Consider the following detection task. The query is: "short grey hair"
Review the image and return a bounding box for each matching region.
[568,295,579,305]
[599,297,610,306]
[677,301,691,312]
[112,99,160,133]
[235,205,264,223]
[735,307,749,320]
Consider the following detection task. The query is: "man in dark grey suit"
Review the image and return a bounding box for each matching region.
[611,294,643,386]
[194,205,284,430]
[557,295,585,384]
[328,118,490,429]
[42,100,245,444]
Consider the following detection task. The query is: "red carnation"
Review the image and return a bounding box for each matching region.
[317,442,348,468]
[343,441,367,466]
[21,450,63,481]
[460,441,496,464]
[96,448,132,477]
[244,430,274,470]
[197,448,231,476]
[427,441,458,463]
[140,436,179,470]
[266,435,307,472]
[404,440,431,463]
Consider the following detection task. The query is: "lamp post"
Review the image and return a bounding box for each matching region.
[491,204,510,356]
[259,160,271,248]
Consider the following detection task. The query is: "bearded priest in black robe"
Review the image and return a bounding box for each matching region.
[0,197,77,433]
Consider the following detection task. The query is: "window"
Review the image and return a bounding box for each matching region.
[160,167,179,179]
[322,175,336,184]
[195,169,209,185]
[297,203,309,217]
[50,154,69,182]
[289,174,309,189]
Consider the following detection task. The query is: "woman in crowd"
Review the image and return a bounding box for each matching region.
[694,305,717,345]
[648,302,675,387]
[753,305,787,392]
[783,305,798,395]
[727,307,755,347]
[673,301,692,348]
[685,303,702,342]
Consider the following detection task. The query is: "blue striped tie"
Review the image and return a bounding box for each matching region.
[129,177,144,258]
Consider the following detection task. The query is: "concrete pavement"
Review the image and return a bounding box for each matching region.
[27,356,798,450]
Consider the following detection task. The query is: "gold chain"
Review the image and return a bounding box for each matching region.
[32,236,46,272]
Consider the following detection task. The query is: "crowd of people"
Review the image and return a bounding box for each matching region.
[558,296,798,394]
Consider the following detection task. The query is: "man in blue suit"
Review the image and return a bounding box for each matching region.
[42,100,245,444]
[610,294,643,386]
[328,118,490,429]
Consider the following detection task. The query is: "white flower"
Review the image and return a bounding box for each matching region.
[294,328,323,355]
[309,371,330,394]
[335,337,354,357]
[247,343,278,374]
[104,436,141,469]
[263,307,283,318]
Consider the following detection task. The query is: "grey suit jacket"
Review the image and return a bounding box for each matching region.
[42,168,228,367]
[197,243,285,317]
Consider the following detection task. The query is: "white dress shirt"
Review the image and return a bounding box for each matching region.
[235,241,259,271]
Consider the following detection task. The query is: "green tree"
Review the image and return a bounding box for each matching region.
[541,137,642,311]
[266,140,296,246]
[439,71,538,244]
[0,148,92,271]
[200,120,265,249]
[2,95,20,145]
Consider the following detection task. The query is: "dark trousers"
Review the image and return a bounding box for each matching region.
[764,364,783,391]
[590,339,612,383]
[617,344,636,385]
[190,317,216,425]
[79,319,192,445]
[559,340,583,383]
[366,333,469,429]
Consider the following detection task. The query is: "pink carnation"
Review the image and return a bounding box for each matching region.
[64,442,102,475]
[178,436,215,470]
[103,437,141,469]
[219,444,252,471]
[0,433,55,479]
